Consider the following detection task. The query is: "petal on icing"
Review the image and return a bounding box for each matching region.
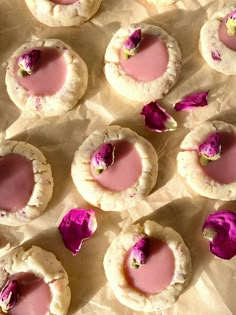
[130,236,150,269]
[91,143,115,174]
[225,10,236,36]
[198,132,221,165]
[58,209,97,255]
[174,91,209,111]
[202,210,236,260]
[141,101,177,132]
[0,280,19,312]
[18,49,41,76]
[123,29,142,59]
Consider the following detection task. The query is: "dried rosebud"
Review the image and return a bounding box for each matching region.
[18,49,41,77]
[225,10,236,36]
[202,210,236,260]
[141,101,177,132]
[198,132,221,166]
[0,280,19,312]
[58,209,97,256]
[123,29,142,59]
[130,236,150,269]
[91,143,115,175]
[174,91,209,111]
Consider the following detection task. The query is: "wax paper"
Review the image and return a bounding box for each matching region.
[0,0,236,314]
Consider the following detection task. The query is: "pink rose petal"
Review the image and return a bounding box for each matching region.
[58,209,97,255]
[202,210,236,260]
[211,50,221,61]
[141,101,177,132]
[174,91,209,111]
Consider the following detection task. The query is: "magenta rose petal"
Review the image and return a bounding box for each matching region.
[91,143,115,175]
[141,101,177,132]
[129,236,150,269]
[0,280,19,312]
[123,29,142,59]
[202,210,236,260]
[18,49,41,77]
[58,209,97,255]
[198,132,221,165]
[174,91,209,111]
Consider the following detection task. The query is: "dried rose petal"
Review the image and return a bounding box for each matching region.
[211,50,221,61]
[225,10,236,36]
[0,280,19,312]
[198,132,221,165]
[18,49,41,77]
[123,29,142,59]
[141,101,177,132]
[174,91,209,111]
[202,210,236,259]
[91,143,115,175]
[129,236,150,269]
[58,209,97,255]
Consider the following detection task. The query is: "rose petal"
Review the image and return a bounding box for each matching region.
[174,91,209,111]
[198,132,221,165]
[58,209,97,255]
[18,49,41,77]
[211,50,221,61]
[130,236,150,269]
[225,10,236,36]
[0,280,19,312]
[202,210,236,260]
[123,29,142,59]
[141,101,177,132]
[91,143,115,174]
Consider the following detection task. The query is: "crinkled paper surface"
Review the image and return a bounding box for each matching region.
[0,0,236,314]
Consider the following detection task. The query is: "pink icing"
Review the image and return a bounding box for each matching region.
[91,141,142,192]
[0,154,34,212]
[119,34,169,82]
[124,238,175,294]
[15,47,67,96]
[7,273,51,315]
[218,16,236,51]
[201,132,236,184]
[50,0,77,4]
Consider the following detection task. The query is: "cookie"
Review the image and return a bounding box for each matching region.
[104,23,181,102]
[0,140,53,226]
[199,6,236,75]
[5,38,88,117]
[25,0,102,27]
[177,120,236,200]
[0,246,70,315]
[146,0,177,5]
[71,125,158,211]
[103,220,191,312]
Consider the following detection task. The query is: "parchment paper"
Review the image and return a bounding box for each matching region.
[0,0,236,314]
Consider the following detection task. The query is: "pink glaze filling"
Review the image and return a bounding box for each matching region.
[91,141,142,192]
[201,132,236,184]
[0,154,34,213]
[15,47,67,96]
[119,34,169,82]
[50,0,77,4]
[218,16,236,51]
[124,238,175,295]
[7,273,51,315]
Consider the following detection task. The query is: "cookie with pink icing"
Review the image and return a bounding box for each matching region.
[5,39,88,117]
[104,23,181,102]
[0,140,53,226]
[103,220,191,312]
[71,125,158,211]
[199,6,236,75]
[177,120,236,200]
[0,246,70,315]
[25,0,102,27]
